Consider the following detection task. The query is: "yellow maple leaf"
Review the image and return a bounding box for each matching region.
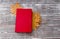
[10,2,22,15]
[32,12,42,30]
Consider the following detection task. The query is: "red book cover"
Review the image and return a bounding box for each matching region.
[15,8,32,33]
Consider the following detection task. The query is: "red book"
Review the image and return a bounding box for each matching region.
[15,8,32,33]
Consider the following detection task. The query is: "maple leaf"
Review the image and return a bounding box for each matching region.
[32,12,42,30]
[10,2,22,15]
